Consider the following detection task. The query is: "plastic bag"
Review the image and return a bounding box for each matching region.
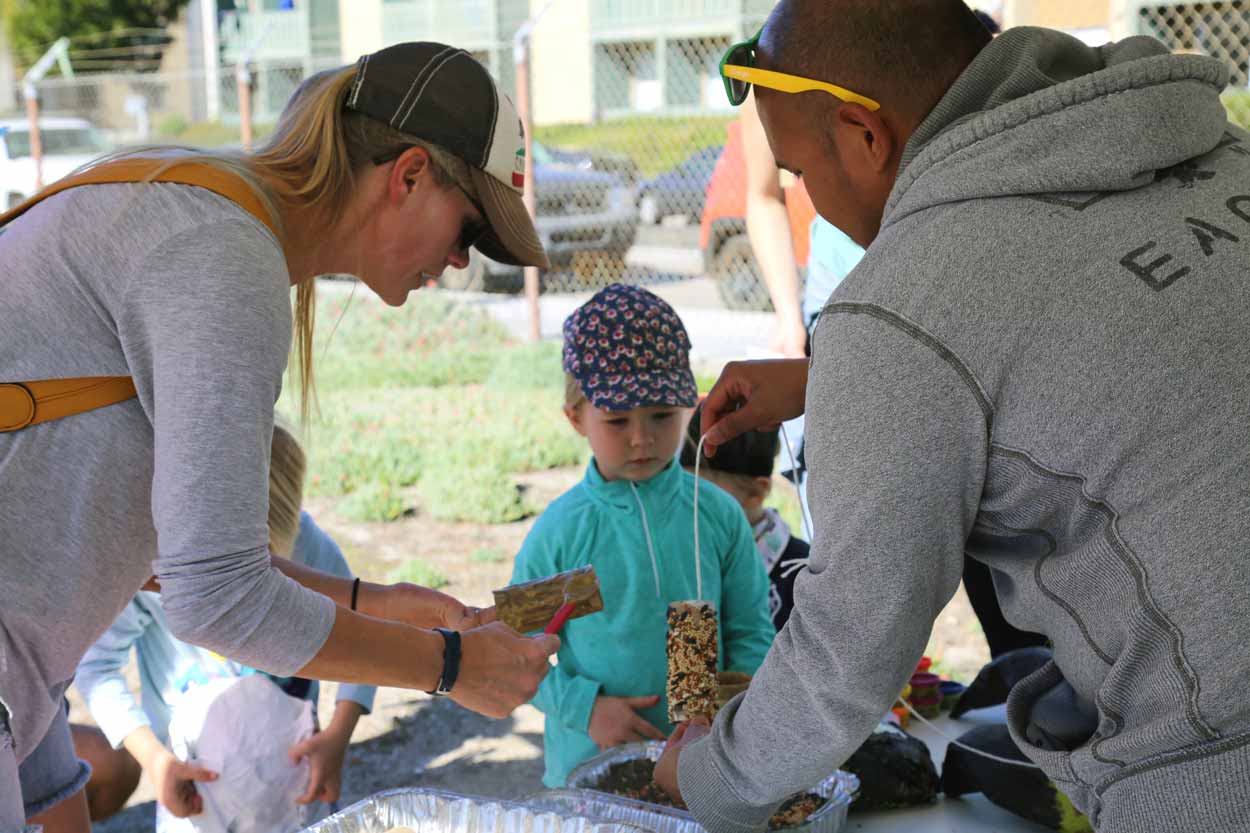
[163,674,327,833]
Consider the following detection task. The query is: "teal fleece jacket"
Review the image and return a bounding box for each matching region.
[511,458,774,788]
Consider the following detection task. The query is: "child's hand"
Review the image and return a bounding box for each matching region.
[588,695,666,751]
[149,748,217,817]
[289,729,350,805]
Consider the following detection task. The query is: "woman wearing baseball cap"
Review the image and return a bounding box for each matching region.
[0,42,552,832]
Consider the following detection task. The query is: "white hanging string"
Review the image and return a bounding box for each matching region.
[894,696,1043,769]
[693,421,812,596]
[629,482,663,598]
[778,422,814,543]
[692,432,708,601]
[777,557,809,579]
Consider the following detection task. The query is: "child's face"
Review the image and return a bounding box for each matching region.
[566,402,690,482]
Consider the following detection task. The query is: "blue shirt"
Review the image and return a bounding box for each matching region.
[804,218,865,326]
[75,513,375,748]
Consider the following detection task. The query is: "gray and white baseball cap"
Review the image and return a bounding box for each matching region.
[346,42,549,268]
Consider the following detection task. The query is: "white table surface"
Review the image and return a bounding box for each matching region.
[847,706,1050,833]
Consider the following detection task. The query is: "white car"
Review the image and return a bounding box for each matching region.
[1,116,111,209]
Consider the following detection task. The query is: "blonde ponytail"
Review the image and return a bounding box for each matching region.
[84,61,472,424]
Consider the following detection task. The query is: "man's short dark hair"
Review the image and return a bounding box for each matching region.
[761,0,993,126]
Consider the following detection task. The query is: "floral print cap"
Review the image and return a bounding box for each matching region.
[562,283,698,411]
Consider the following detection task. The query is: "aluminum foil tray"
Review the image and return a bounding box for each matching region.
[548,742,857,833]
[525,790,700,833]
[302,787,658,833]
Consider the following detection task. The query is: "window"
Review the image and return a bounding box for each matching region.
[2,127,110,159]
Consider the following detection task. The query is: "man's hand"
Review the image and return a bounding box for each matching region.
[450,622,559,718]
[701,359,809,457]
[149,747,218,818]
[654,717,711,805]
[587,695,666,751]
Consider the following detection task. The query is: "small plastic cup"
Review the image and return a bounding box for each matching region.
[939,680,966,711]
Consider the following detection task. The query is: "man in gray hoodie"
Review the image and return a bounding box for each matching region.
[655,2,1250,832]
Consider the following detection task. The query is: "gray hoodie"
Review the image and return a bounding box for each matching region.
[680,27,1250,833]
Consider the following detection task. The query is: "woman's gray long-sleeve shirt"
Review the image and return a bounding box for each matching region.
[0,182,335,761]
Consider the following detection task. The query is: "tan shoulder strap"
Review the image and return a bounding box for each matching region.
[1,158,279,433]
[0,156,280,239]
[0,378,139,432]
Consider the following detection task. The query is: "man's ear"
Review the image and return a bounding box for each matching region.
[755,476,774,498]
[833,103,898,175]
[564,403,589,437]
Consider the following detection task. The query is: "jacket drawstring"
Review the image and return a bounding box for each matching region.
[629,482,663,598]
[778,556,810,579]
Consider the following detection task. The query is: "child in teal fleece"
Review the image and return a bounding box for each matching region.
[511,284,774,788]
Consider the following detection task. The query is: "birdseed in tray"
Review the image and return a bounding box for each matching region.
[592,758,827,829]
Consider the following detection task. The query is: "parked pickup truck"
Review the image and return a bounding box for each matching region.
[440,141,637,292]
[1,117,112,209]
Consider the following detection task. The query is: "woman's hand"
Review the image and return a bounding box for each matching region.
[700,359,809,457]
[375,582,495,631]
[450,622,559,719]
[771,318,809,360]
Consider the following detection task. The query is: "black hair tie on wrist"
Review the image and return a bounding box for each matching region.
[426,628,461,696]
[350,577,361,612]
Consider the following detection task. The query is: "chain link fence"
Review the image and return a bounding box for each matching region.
[26,57,344,146]
[1138,0,1250,128]
[7,1,1250,311]
[439,0,770,307]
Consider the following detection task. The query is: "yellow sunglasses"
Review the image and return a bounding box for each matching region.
[719,30,881,111]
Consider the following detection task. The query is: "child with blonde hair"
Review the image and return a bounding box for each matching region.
[68,419,374,830]
[511,284,774,788]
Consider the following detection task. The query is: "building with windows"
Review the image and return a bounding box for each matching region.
[197,0,1247,126]
[208,0,769,124]
[1004,0,1112,42]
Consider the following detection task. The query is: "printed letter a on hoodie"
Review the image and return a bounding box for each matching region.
[1185,217,1240,256]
